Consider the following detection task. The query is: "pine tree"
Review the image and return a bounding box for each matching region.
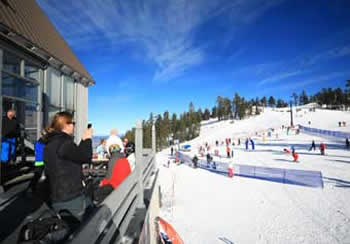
[171,113,178,142]
[268,96,275,107]
[299,90,309,105]
[216,96,224,120]
[142,118,152,149]
[124,127,135,143]
[292,92,298,106]
[162,111,171,147]
[223,98,232,119]
[178,114,186,142]
[203,108,210,120]
[197,108,203,122]
[211,106,217,118]
[232,92,240,119]
[276,99,286,108]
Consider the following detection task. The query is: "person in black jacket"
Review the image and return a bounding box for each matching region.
[192,155,198,168]
[43,111,93,221]
[1,109,20,163]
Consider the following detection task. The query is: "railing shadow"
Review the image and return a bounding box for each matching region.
[323,177,350,188]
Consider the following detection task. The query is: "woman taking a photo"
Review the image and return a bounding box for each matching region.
[43,111,93,221]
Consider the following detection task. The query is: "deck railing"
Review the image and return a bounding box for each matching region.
[68,121,159,244]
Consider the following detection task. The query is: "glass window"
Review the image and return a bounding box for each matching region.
[3,51,21,74]
[2,99,38,143]
[63,75,74,110]
[47,68,61,107]
[23,103,38,143]
[2,72,38,101]
[25,62,39,82]
[48,106,61,122]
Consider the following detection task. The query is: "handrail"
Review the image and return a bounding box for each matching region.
[68,121,159,244]
[68,170,139,243]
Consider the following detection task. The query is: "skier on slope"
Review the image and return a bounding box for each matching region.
[320,142,326,155]
[291,145,295,154]
[206,153,211,167]
[226,146,231,158]
[292,151,299,163]
[212,160,217,170]
[192,155,198,168]
[309,140,316,151]
[228,161,234,178]
[250,138,255,150]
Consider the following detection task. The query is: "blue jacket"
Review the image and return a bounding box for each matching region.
[35,139,45,166]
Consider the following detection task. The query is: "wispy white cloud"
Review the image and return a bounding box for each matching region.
[290,71,349,89]
[232,61,282,77]
[257,71,349,95]
[275,71,348,92]
[304,44,350,66]
[38,0,285,83]
[259,70,302,85]
[255,41,350,86]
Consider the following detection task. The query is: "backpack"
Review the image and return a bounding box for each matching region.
[93,184,114,204]
[18,210,71,244]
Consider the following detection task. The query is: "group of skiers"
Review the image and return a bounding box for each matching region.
[179,124,349,174]
[308,140,327,155]
[338,121,347,127]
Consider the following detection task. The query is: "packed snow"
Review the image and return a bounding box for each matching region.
[157,107,350,244]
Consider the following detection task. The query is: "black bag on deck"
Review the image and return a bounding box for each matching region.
[93,184,114,204]
[17,210,71,244]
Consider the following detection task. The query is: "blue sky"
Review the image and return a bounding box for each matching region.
[37,0,350,135]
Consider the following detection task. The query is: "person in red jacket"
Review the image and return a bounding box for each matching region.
[100,157,131,189]
[226,146,231,158]
[292,151,299,162]
[320,142,326,155]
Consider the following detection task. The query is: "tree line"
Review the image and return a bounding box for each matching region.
[124,81,350,151]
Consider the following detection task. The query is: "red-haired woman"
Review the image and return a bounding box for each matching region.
[43,111,93,221]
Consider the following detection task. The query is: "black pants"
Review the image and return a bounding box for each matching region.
[28,166,44,192]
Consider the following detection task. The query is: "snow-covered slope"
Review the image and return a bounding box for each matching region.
[157,108,350,244]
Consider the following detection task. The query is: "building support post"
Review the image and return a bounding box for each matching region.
[135,120,145,208]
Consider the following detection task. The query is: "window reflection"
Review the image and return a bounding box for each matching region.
[3,51,21,74]
[24,103,38,143]
[48,106,61,122]
[63,75,74,110]
[2,72,38,101]
[47,68,61,107]
[25,62,39,81]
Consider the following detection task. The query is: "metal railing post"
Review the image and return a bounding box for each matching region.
[135,120,145,208]
[0,49,3,193]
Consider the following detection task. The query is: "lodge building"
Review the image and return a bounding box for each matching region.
[0,0,95,147]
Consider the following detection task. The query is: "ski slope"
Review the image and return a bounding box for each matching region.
[157,108,350,244]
